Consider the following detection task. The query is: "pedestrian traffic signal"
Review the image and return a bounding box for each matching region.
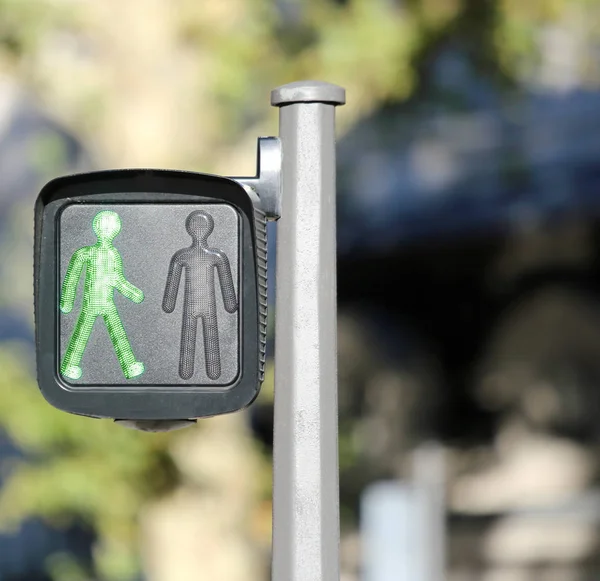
[34,169,267,421]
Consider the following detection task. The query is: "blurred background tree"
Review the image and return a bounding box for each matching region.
[2,0,597,171]
[0,0,599,580]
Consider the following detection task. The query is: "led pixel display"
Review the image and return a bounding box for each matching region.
[59,204,241,388]
[60,210,145,381]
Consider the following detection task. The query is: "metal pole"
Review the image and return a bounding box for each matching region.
[270,81,346,581]
[412,443,447,581]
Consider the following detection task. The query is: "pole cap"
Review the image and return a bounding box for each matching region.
[271,80,346,107]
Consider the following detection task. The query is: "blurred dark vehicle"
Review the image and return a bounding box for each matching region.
[336,88,600,448]
[330,86,600,578]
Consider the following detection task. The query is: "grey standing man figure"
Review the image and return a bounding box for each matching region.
[162,210,238,380]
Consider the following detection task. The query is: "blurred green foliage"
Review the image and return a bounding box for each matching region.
[1,0,595,165]
[0,0,597,579]
[0,344,179,580]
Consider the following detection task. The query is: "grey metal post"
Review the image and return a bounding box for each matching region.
[412,443,447,581]
[270,81,346,581]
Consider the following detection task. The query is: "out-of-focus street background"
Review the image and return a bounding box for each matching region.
[1,0,600,579]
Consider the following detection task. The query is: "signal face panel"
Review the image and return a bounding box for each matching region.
[59,204,240,387]
[34,170,265,420]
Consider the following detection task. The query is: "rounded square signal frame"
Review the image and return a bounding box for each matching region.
[34,169,265,420]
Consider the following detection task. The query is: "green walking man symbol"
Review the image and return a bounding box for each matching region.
[60,210,145,380]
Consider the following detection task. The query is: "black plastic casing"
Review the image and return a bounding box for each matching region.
[34,169,267,420]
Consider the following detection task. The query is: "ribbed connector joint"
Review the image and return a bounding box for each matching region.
[254,207,268,382]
